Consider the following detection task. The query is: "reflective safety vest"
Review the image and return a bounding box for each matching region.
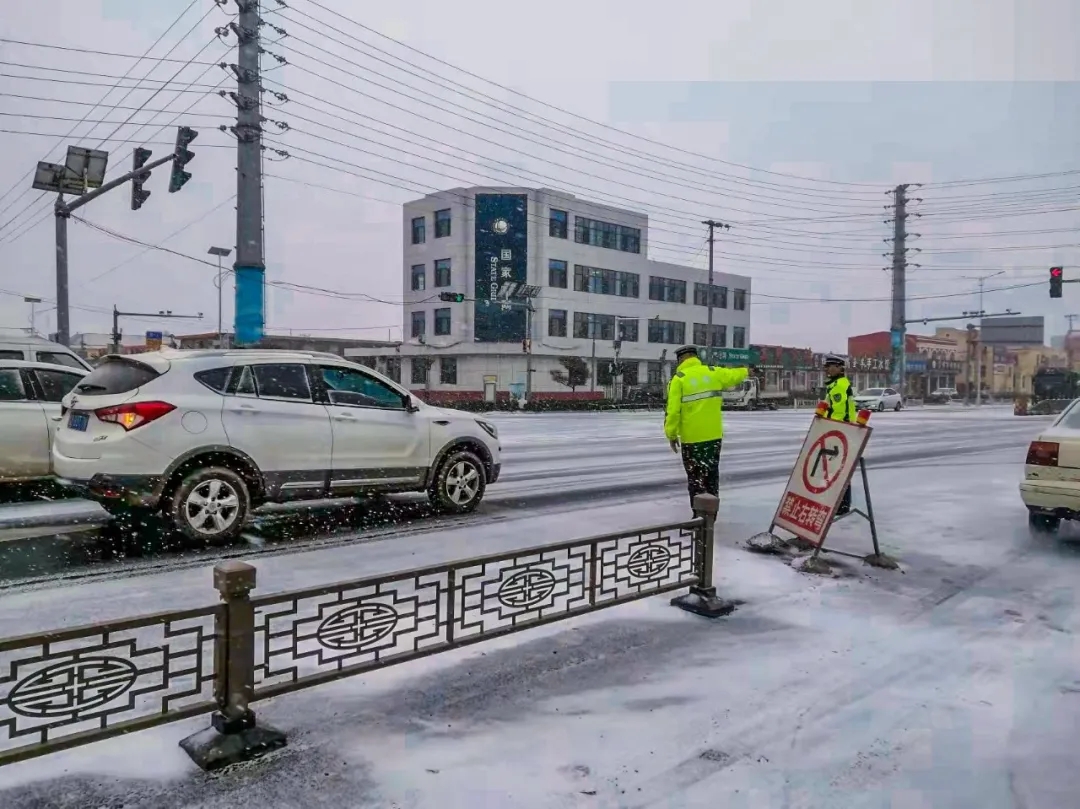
[664,356,749,444]
[825,375,858,422]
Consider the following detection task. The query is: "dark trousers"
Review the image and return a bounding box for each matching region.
[838,484,852,514]
[681,439,721,507]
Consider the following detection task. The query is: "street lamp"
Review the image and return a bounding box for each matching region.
[207,246,232,348]
[23,296,42,336]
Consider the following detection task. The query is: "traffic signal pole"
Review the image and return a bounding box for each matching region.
[53,152,176,345]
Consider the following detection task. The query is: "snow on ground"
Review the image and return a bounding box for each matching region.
[2,430,1079,808]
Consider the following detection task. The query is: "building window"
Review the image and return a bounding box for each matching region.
[648,276,686,303]
[574,216,641,253]
[549,208,568,239]
[434,208,451,238]
[733,326,746,348]
[573,264,639,298]
[411,310,425,339]
[597,360,615,386]
[621,361,639,386]
[693,283,727,308]
[692,323,727,348]
[434,258,451,287]
[434,307,451,336]
[616,318,639,342]
[548,308,567,337]
[648,318,685,345]
[411,264,425,291]
[384,357,401,383]
[548,259,568,288]
[733,288,747,310]
[411,358,429,385]
[647,361,663,385]
[411,216,425,244]
[573,312,617,340]
[440,357,457,385]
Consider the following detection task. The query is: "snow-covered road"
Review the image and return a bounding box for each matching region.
[0,406,1045,585]
[2,407,1078,808]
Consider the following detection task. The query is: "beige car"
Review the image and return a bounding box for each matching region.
[1019,397,1080,533]
[0,360,87,484]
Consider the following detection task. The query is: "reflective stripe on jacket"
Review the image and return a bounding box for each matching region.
[664,356,749,443]
[825,375,858,422]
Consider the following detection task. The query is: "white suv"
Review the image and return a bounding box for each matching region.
[53,349,501,542]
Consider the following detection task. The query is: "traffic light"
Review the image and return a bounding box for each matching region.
[1051,266,1064,298]
[168,126,197,193]
[438,292,466,302]
[130,147,152,211]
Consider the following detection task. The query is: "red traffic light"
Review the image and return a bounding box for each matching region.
[1051,266,1063,277]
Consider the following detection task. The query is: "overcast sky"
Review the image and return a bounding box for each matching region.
[1,0,1077,351]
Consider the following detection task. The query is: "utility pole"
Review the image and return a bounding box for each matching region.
[702,219,730,365]
[888,184,910,395]
[964,271,1003,407]
[111,306,203,355]
[232,0,266,346]
[1065,314,1079,370]
[524,300,534,401]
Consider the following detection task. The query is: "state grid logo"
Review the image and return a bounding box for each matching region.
[491,218,509,234]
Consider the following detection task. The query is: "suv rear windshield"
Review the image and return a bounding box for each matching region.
[74,358,160,396]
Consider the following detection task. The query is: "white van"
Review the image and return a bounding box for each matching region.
[0,330,92,372]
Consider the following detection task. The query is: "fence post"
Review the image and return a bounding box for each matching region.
[180,561,286,771]
[670,494,736,618]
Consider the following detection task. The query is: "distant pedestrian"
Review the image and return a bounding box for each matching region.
[664,345,754,513]
[822,354,858,515]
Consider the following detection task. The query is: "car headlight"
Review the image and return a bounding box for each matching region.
[476,419,498,439]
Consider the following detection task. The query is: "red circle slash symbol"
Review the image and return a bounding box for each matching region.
[802,430,849,495]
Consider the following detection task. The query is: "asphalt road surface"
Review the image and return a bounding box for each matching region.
[0,406,1046,586]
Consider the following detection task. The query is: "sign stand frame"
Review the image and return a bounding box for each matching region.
[746,419,899,573]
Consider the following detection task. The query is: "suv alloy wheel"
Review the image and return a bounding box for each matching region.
[428,450,486,513]
[167,466,250,543]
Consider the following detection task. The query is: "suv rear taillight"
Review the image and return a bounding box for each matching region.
[95,401,175,431]
[1026,441,1059,466]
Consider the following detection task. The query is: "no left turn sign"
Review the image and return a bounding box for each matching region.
[801,430,849,494]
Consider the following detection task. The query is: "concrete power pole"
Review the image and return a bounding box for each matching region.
[888,184,910,394]
[702,219,730,365]
[233,0,266,346]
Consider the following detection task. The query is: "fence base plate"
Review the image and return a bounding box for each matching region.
[671,587,736,618]
[180,718,287,772]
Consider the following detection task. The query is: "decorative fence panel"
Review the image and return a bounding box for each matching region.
[250,521,699,701]
[0,498,720,771]
[0,606,219,766]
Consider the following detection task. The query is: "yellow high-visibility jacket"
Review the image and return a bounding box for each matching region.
[664,356,749,444]
[825,375,858,422]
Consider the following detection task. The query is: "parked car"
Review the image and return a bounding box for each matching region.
[0,331,92,371]
[854,387,903,412]
[1020,397,1080,533]
[53,350,502,543]
[927,387,959,404]
[0,360,87,485]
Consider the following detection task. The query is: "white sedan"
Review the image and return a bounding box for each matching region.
[854,387,903,412]
[0,360,87,485]
[1019,397,1080,533]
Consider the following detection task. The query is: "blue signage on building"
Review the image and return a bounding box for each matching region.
[474,193,528,342]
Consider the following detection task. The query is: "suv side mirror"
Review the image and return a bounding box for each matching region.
[405,395,420,413]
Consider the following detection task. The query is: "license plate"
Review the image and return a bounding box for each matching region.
[68,412,89,432]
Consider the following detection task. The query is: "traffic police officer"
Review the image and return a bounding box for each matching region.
[665,345,752,510]
[822,354,858,514]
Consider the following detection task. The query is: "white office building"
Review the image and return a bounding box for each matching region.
[345,186,752,404]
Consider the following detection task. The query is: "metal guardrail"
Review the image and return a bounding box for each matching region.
[0,496,723,770]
